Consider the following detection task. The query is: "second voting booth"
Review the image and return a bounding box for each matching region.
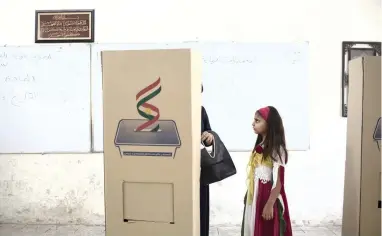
[342,56,381,236]
[102,49,202,236]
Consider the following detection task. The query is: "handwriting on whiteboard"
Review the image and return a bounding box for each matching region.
[0,52,52,61]
[0,51,54,107]
[0,91,38,107]
[1,73,38,106]
[203,56,253,64]
[202,51,302,65]
[3,74,36,83]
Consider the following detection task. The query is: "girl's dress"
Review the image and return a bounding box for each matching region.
[241,145,293,236]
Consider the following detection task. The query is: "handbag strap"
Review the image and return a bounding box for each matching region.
[201,135,216,159]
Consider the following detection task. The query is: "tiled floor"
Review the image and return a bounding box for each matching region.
[0,224,342,236]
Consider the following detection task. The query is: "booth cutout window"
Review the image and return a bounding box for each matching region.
[122,181,175,224]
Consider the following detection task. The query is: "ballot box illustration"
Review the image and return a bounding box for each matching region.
[342,56,381,236]
[114,78,181,158]
[115,119,181,157]
[102,49,202,236]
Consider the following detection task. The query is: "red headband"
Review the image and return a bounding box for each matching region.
[257,106,270,120]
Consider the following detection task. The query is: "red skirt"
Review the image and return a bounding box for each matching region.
[242,166,293,236]
[254,179,292,235]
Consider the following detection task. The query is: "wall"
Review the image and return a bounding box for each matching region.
[0,0,380,227]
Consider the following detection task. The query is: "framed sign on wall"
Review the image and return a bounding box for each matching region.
[35,9,95,43]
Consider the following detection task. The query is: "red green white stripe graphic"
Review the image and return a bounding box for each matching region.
[135,77,162,132]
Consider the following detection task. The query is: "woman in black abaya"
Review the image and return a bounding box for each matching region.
[200,84,214,236]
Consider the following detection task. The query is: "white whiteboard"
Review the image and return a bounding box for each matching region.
[91,42,309,151]
[0,44,91,153]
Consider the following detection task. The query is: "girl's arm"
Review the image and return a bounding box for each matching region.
[266,166,282,205]
[267,150,286,205]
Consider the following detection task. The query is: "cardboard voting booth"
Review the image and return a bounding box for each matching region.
[342,56,381,236]
[102,49,202,236]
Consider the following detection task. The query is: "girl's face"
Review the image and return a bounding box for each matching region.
[252,113,267,135]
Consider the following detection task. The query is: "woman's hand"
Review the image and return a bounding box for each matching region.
[201,131,214,145]
[261,202,274,220]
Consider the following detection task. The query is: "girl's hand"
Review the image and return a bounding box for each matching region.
[201,131,214,145]
[262,202,274,220]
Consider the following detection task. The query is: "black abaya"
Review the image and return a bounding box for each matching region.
[201,106,211,236]
[200,184,210,236]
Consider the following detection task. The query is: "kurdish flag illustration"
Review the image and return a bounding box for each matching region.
[115,77,181,158]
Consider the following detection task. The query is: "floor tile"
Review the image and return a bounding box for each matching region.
[217,226,240,236]
[0,224,26,236]
[43,225,80,235]
[75,225,105,236]
[301,226,336,236]
[19,224,54,236]
[209,226,219,236]
[327,225,342,236]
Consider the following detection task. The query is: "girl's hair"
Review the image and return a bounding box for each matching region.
[254,106,288,163]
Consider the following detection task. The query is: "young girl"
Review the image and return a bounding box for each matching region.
[241,106,293,236]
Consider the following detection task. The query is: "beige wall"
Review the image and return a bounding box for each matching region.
[0,0,380,227]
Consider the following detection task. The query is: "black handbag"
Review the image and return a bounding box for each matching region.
[200,131,237,185]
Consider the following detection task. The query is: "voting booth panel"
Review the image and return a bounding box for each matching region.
[102,49,201,236]
[342,57,381,236]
